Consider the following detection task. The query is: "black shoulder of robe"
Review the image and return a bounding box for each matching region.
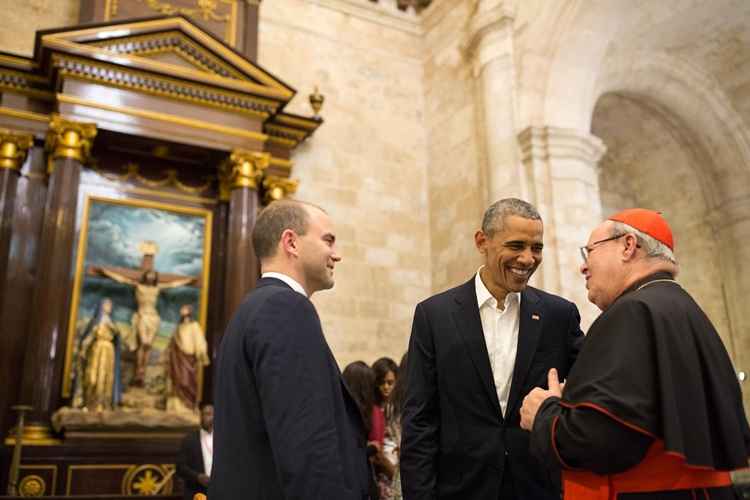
[561,272,750,470]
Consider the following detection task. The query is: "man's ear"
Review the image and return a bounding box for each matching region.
[475,230,487,254]
[622,233,639,261]
[280,229,298,257]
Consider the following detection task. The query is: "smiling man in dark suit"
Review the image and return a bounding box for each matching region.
[210,200,370,500]
[400,198,584,500]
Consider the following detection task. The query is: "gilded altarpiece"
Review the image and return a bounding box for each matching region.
[0,11,320,496]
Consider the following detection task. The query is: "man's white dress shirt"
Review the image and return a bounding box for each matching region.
[475,269,521,418]
[200,429,213,476]
[261,272,307,297]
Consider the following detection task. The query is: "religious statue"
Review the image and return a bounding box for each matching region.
[96,267,195,387]
[72,298,123,412]
[166,304,209,413]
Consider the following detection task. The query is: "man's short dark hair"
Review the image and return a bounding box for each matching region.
[252,200,322,260]
[481,198,542,237]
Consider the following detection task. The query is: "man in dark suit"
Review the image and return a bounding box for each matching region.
[176,404,213,500]
[210,200,370,500]
[401,198,584,500]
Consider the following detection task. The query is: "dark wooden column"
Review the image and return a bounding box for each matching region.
[18,116,96,442]
[222,150,269,326]
[0,130,33,289]
[0,130,34,439]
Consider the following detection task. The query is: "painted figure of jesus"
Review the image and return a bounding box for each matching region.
[98,268,195,386]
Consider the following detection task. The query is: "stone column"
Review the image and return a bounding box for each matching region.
[222,149,269,324]
[262,175,299,205]
[467,0,525,205]
[0,129,33,288]
[18,116,96,442]
[708,196,750,409]
[518,126,606,328]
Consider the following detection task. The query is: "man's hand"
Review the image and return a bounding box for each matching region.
[197,473,210,487]
[520,368,563,431]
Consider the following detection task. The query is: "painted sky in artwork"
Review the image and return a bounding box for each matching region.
[86,201,205,277]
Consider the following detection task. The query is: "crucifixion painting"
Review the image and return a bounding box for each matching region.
[63,196,212,403]
[91,241,200,387]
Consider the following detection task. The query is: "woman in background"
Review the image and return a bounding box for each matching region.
[372,357,399,500]
[342,361,380,499]
[384,353,408,500]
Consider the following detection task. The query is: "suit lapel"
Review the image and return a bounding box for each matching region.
[506,288,544,417]
[451,278,502,418]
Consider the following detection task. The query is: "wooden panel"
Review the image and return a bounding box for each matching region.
[0,147,47,438]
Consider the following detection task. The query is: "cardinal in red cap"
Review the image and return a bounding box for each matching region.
[520,209,750,500]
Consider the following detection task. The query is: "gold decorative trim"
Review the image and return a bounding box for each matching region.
[267,136,297,148]
[19,465,57,496]
[99,162,213,195]
[19,474,45,496]
[57,93,268,143]
[63,195,213,397]
[263,175,299,204]
[266,124,308,141]
[125,186,218,205]
[53,54,275,119]
[5,425,62,446]
[122,463,174,495]
[0,68,54,101]
[276,114,321,130]
[0,129,33,171]
[45,115,97,167]
[0,53,38,71]
[269,157,293,170]
[226,149,269,190]
[0,106,50,123]
[44,35,290,100]
[90,30,246,80]
[42,17,292,97]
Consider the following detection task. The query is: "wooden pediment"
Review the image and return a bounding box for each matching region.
[0,15,321,155]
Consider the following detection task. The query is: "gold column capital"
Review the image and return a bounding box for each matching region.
[0,129,33,171]
[263,175,299,204]
[220,150,270,199]
[45,115,97,168]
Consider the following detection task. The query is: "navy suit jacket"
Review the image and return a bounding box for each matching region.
[176,430,206,500]
[400,278,583,500]
[210,277,370,500]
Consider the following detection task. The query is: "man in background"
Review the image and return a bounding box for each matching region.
[176,404,213,500]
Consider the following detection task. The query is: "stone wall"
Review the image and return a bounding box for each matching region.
[421,0,485,294]
[259,0,431,366]
[0,0,79,55]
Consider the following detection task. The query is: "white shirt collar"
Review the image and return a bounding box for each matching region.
[261,272,307,297]
[475,267,520,310]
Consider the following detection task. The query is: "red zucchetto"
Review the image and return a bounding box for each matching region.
[608,208,674,251]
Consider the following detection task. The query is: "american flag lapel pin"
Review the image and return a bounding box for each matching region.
[531,314,540,321]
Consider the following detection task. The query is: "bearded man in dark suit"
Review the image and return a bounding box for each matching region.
[401,198,584,500]
[210,200,370,500]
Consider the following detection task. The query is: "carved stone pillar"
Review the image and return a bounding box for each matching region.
[467,0,524,205]
[707,197,750,410]
[0,130,33,288]
[18,116,96,441]
[262,175,298,205]
[222,149,269,324]
[518,126,606,328]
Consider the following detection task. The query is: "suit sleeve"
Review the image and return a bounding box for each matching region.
[530,397,653,475]
[250,293,358,500]
[400,303,439,500]
[176,434,201,489]
[564,303,584,377]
